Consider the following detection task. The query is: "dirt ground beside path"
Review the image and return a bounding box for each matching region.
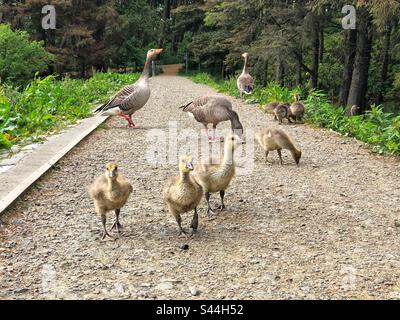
[0,75,399,299]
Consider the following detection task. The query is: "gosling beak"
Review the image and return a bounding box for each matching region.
[108,171,117,178]
[186,162,194,171]
[155,49,163,55]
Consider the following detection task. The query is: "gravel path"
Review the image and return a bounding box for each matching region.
[0,75,399,300]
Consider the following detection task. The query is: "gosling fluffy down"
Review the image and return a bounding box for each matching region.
[193,134,241,215]
[89,163,133,240]
[256,128,301,165]
[163,155,203,236]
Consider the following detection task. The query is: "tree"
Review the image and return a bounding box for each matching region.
[346,7,373,111]
[0,24,53,87]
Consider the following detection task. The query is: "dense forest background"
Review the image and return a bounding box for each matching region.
[1,0,400,113]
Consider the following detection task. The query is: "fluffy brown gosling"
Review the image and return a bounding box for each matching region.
[288,94,305,123]
[89,163,133,240]
[194,134,241,216]
[264,102,289,119]
[163,155,203,236]
[274,103,289,124]
[256,128,301,165]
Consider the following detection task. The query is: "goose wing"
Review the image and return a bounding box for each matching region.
[94,84,140,115]
[237,74,254,93]
[180,96,233,124]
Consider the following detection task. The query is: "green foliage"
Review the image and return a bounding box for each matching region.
[187,72,400,156]
[115,0,160,68]
[0,72,139,149]
[0,24,53,88]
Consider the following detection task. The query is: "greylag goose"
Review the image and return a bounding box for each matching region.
[94,48,163,128]
[179,95,243,143]
[237,52,254,100]
[194,134,240,216]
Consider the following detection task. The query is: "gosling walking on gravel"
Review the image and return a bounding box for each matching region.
[89,163,133,240]
[256,128,301,165]
[163,155,203,236]
[194,134,241,216]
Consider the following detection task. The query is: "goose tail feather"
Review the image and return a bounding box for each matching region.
[179,101,193,111]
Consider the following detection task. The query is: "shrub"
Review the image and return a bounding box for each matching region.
[0,24,54,88]
[0,72,139,149]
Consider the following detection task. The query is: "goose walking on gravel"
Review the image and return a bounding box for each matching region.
[237,52,254,100]
[94,48,163,128]
[179,96,244,143]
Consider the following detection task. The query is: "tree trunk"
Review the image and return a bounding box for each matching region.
[296,52,303,86]
[311,16,320,88]
[163,0,171,20]
[81,59,86,78]
[338,29,357,106]
[263,59,268,87]
[319,28,324,63]
[347,8,373,113]
[376,26,392,105]
[275,54,284,86]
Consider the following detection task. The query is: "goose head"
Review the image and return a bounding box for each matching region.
[225,134,242,151]
[105,162,119,180]
[147,48,163,61]
[242,52,249,60]
[179,155,194,173]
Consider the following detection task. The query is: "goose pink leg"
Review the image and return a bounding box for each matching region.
[208,124,223,143]
[118,112,137,128]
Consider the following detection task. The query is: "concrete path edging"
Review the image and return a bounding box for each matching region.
[0,114,108,215]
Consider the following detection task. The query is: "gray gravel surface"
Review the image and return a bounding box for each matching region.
[0,75,400,299]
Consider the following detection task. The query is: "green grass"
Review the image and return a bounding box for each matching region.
[0,72,139,149]
[186,72,400,156]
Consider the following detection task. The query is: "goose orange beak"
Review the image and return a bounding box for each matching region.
[155,49,163,55]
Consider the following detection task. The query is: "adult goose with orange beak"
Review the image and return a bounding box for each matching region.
[94,48,163,128]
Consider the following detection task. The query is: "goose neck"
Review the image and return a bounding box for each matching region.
[140,57,152,81]
[242,56,248,74]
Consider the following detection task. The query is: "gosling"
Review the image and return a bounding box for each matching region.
[163,155,203,236]
[350,105,360,116]
[264,101,289,120]
[288,94,305,123]
[89,163,133,240]
[194,134,240,215]
[255,128,301,165]
[274,103,289,124]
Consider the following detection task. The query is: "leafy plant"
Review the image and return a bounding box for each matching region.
[0,72,139,150]
[0,24,53,88]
